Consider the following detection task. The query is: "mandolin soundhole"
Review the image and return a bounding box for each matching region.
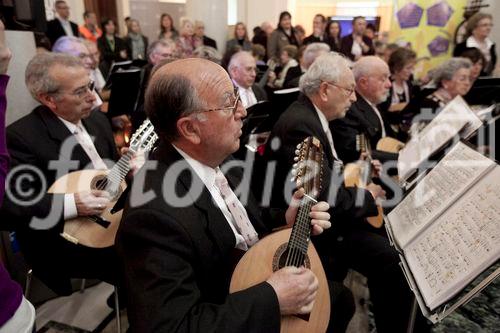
[90,175,122,200]
[272,243,311,272]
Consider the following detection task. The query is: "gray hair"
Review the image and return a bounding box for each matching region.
[25,52,84,100]
[193,46,222,64]
[147,39,177,59]
[302,43,330,69]
[145,71,205,142]
[227,51,253,72]
[300,52,349,96]
[52,36,86,55]
[351,55,387,82]
[432,57,472,88]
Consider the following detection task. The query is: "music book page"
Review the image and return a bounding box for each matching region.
[398,96,482,181]
[404,166,500,310]
[388,142,495,248]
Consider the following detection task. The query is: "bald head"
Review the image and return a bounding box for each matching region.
[352,56,391,104]
[228,51,257,88]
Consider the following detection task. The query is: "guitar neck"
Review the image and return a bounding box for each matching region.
[105,149,135,192]
[286,195,316,267]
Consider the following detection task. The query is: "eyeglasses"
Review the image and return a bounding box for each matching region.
[324,81,355,96]
[197,89,242,116]
[56,81,95,99]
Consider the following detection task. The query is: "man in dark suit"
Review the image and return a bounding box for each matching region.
[302,14,326,45]
[265,53,422,333]
[46,0,79,46]
[194,20,218,50]
[331,56,398,164]
[283,42,330,88]
[340,16,375,61]
[0,53,127,295]
[228,51,267,108]
[115,58,332,332]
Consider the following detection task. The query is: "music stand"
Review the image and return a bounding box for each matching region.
[107,68,143,118]
[465,77,500,105]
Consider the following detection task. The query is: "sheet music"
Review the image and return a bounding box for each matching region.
[404,166,500,310]
[388,142,495,248]
[398,96,482,180]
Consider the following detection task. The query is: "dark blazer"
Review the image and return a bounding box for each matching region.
[124,34,149,60]
[46,18,79,46]
[252,83,268,102]
[202,35,218,50]
[340,34,375,60]
[0,106,118,293]
[302,34,325,45]
[330,93,397,164]
[116,142,281,333]
[97,35,129,77]
[226,38,252,52]
[453,41,497,76]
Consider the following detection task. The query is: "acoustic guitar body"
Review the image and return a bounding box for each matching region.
[376,137,405,153]
[230,228,331,333]
[48,169,126,248]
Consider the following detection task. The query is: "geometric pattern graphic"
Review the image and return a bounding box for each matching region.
[397,2,424,28]
[427,0,454,27]
[427,35,450,56]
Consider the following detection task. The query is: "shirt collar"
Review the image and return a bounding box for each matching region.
[232,79,252,91]
[312,103,330,133]
[58,116,82,134]
[173,144,217,189]
[466,36,493,50]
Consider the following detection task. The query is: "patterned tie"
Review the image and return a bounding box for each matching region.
[214,169,259,247]
[74,124,107,170]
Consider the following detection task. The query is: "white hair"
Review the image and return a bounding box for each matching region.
[299,52,350,96]
[302,43,330,69]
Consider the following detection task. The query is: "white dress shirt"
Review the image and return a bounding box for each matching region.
[58,18,75,37]
[313,104,339,160]
[359,94,387,138]
[233,80,257,109]
[173,145,248,250]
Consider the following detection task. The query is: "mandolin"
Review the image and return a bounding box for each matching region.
[344,133,384,228]
[48,119,158,248]
[230,136,330,333]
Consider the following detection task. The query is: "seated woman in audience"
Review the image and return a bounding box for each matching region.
[267,44,298,89]
[97,18,129,77]
[402,58,472,133]
[454,12,496,76]
[324,20,341,52]
[458,47,485,83]
[226,22,252,52]
[124,18,148,60]
[267,11,300,62]
[158,13,178,41]
[176,17,202,58]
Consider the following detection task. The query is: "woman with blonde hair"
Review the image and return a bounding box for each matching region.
[226,22,252,52]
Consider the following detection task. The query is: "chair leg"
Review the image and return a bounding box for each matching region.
[25,268,33,298]
[114,286,121,333]
[79,279,86,293]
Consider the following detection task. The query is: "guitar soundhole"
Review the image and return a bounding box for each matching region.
[272,243,311,272]
[90,175,122,201]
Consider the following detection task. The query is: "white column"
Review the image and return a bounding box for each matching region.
[186,0,228,53]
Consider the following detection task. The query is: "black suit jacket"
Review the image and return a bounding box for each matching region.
[340,34,375,60]
[252,83,268,102]
[46,19,79,46]
[0,106,118,291]
[330,93,398,164]
[283,66,303,89]
[116,142,281,332]
[202,35,218,50]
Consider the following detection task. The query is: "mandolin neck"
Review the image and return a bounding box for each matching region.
[285,195,316,267]
[105,149,135,192]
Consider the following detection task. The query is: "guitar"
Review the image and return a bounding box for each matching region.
[48,119,158,248]
[230,136,330,333]
[344,133,384,228]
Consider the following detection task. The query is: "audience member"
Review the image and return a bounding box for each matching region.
[364,23,376,40]
[453,12,496,76]
[79,11,102,43]
[267,44,299,89]
[97,19,129,77]
[193,46,222,64]
[46,0,79,46]
[331,56,396,164]
[303,14,326,45]
[382,42,399,63]
[124,18,149,60]
[194,20,217,50]
[116,57,331,333]
[82,40,106,94]
[176,17,202,58]
[458,47,485,82]
[251,44,266,65]
[226,22,252,52]
[341,16,375,61]
[294,25,306,45]
[228,51,267,108]
[159,13,179,41]
[0,20,36,333]
[325,20,341,52]
[267,11,300,62]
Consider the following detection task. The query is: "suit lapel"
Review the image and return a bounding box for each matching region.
[355,93,382,138]
[36,106,92,169]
